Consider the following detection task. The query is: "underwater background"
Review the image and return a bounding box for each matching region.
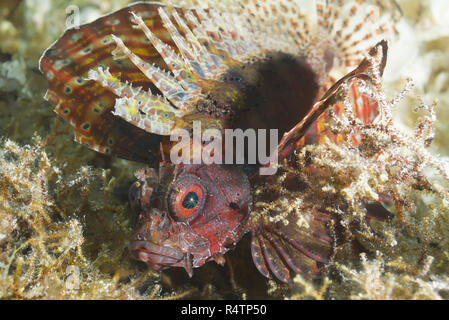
[1,0,449,299]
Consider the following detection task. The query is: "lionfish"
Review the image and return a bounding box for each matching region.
[39,0,401,283]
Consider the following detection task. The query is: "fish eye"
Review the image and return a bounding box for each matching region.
[182,191,199,209]
[169,180,204,222]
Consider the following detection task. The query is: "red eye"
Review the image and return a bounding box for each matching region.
[170,184,204,222]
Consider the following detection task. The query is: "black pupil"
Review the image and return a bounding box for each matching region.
[182,191,199,209]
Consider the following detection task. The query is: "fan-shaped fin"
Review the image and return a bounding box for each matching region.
[263,230,307,276]
[227,0,400,84]
[39,2,178,164]
[271,228,330,263]
[314,0,400,67]
[250,216,332,283]
[40,1,400,164]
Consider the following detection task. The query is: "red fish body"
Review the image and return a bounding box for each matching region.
[40,1,400,283]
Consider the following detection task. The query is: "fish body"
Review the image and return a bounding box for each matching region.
[40,1,400,282]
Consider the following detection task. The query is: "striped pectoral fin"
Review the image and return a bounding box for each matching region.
[250,235,272,280]
[250,217,332,283]
[44,87,163,165]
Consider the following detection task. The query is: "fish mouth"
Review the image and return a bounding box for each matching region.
[129,240,185,271]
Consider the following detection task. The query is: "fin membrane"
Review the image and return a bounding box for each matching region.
[251,213,332,283]
[40,3,179,164]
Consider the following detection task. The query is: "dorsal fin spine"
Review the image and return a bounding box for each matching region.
[110,34,193,111]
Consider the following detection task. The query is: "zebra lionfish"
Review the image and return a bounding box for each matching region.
[40,0,401,283]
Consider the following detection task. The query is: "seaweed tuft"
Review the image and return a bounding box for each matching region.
[0,136,168,299]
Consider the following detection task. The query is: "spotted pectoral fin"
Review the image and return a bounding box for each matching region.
[40,3,176,164]
[250,215,332,283]
[275,40,388,163]
[44,88,163,164]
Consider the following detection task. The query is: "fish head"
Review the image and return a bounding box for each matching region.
[128,163,252,276]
